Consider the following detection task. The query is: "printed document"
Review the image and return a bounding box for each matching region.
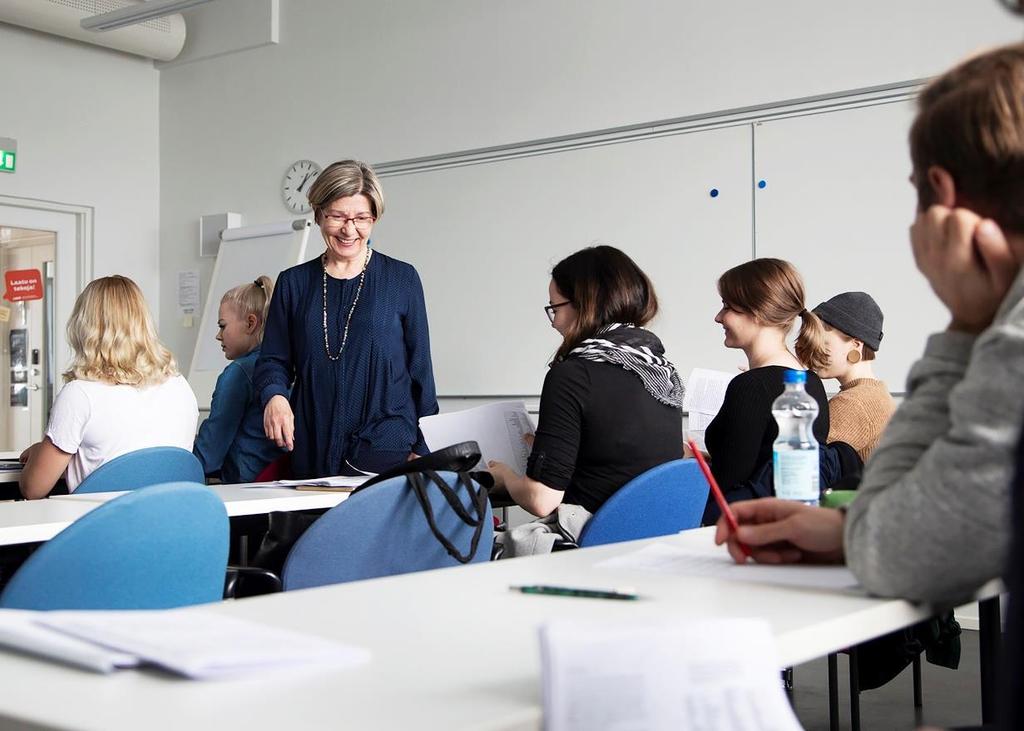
[420,401,535,473]
[541,618,804,731]
[0,609,371,679]
[683,368,735,431]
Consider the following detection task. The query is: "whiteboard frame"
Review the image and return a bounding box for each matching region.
[188,219,312,409]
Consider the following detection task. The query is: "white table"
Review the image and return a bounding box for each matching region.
[51,483,350,517]
[0,527,992,731]
[0,500,100,546]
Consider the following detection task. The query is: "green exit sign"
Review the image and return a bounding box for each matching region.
[0,137,16,173]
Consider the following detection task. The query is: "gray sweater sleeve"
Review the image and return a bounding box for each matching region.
[844,274,1024,604]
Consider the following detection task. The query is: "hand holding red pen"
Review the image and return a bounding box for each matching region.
[713,498,847,566]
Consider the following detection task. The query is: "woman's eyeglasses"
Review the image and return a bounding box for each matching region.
[322,213,375,231]
[544,301,572,323]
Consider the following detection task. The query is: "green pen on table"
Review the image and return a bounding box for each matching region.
[510,584,639,600]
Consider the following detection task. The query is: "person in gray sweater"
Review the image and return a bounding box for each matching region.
[714,42,1024,606]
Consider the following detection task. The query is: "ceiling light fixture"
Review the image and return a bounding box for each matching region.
[80,0,214,32]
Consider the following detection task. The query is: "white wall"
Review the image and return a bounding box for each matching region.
[0,23,160,310]
[159,0,1021,372]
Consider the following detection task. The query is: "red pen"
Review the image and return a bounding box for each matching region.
[687,438,752,558]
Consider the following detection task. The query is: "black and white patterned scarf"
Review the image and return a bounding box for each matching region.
[567,323,684,408]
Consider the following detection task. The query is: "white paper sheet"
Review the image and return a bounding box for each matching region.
[541,618,804,731]
[682,368,735,432]
[36,610,371,679]
[268,475,371,489]
[420,401,535,473]
[0,610,138,674]
[596,543,860,592]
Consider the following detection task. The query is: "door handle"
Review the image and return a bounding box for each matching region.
[26,384,39,391]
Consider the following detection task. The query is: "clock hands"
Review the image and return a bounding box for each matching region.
[297,171,316,193]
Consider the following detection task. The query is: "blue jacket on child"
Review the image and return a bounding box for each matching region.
[194,348,283,483]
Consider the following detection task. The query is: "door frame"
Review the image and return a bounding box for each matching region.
[0,194,94,389]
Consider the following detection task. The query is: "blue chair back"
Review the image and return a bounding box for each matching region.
[0,482,229,610]
[75,447,205,494]
[283,471,493,591]
[578,459,709,547]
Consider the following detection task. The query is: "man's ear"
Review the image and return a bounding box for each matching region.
[927,165,957,208]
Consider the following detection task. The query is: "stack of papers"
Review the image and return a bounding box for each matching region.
[541,618,804,731]
[419,401,535,473]
[682,368,735,432]
[0,609,371,678]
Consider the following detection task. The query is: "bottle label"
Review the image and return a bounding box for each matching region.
[773,449,819,502]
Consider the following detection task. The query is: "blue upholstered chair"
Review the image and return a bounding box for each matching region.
[0,482,229,610]
[74,447,205,494]
[577,459,709,547]
[282,471,493,591]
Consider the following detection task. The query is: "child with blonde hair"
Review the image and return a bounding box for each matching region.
[19,275,198,499]
[194,275,282,483]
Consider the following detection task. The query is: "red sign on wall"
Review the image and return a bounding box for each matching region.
[4,269,43,302]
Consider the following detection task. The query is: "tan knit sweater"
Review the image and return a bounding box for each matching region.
[826,378,896,462]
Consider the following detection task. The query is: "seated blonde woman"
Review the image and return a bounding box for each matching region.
[19,276,198,499]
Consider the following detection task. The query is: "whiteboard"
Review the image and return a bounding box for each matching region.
[753,101,947,393]
[374,125,754,396]
[188,219,312,408]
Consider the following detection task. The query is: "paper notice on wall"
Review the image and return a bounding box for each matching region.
[178,271,200,316]
[0,306,11,323]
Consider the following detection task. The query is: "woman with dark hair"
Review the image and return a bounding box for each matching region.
[702,258,830,522]
[488,245,684,556]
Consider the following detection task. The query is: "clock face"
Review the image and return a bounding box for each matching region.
[282,160,322,214]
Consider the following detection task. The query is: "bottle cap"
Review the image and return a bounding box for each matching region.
[783,368,807,385]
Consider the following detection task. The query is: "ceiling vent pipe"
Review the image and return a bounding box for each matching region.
[0,0,186,61]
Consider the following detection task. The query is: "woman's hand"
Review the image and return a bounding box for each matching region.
[263,395,295,451]
[714,498,846,565]
[910,206,1020,334]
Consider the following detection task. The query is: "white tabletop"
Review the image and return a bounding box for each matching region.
[0,527,976,731]
[0,500,100,546]
[50,483,350,517]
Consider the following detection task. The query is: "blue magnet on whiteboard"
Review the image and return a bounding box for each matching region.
[757,179,767,189]
[709,188,719,198]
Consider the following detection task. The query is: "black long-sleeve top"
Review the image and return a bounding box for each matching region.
[704,365,829,498]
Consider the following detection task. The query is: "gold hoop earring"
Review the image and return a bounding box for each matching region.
[846,350,862,364]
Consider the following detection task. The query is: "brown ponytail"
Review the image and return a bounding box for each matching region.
[794,309,829,371]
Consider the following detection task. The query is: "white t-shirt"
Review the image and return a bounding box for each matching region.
[45,375,199,491]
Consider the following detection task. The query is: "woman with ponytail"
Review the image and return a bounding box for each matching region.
[194,275,284,483]
[702,258,830,521]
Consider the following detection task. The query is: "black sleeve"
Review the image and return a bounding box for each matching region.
[805,372,831,442]
[525,361,589,491]
[704,373,773,494]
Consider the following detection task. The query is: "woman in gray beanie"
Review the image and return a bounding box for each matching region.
[798,291,896,462]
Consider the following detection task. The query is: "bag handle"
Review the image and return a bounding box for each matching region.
[354,441,483,493]
[406,469,489,564]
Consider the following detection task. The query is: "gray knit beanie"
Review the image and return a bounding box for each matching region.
[812,292,884,351]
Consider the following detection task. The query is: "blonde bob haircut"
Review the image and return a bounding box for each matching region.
[717,258,829,371]
[306,160,385,224]
[221,275,274,342]
[63,275,179,386]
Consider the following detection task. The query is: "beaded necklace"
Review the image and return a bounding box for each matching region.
[322,246,372,361]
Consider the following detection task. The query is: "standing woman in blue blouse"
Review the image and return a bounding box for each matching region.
[255,160,439,478]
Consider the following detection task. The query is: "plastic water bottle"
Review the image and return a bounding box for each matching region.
[772,369,820,505]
